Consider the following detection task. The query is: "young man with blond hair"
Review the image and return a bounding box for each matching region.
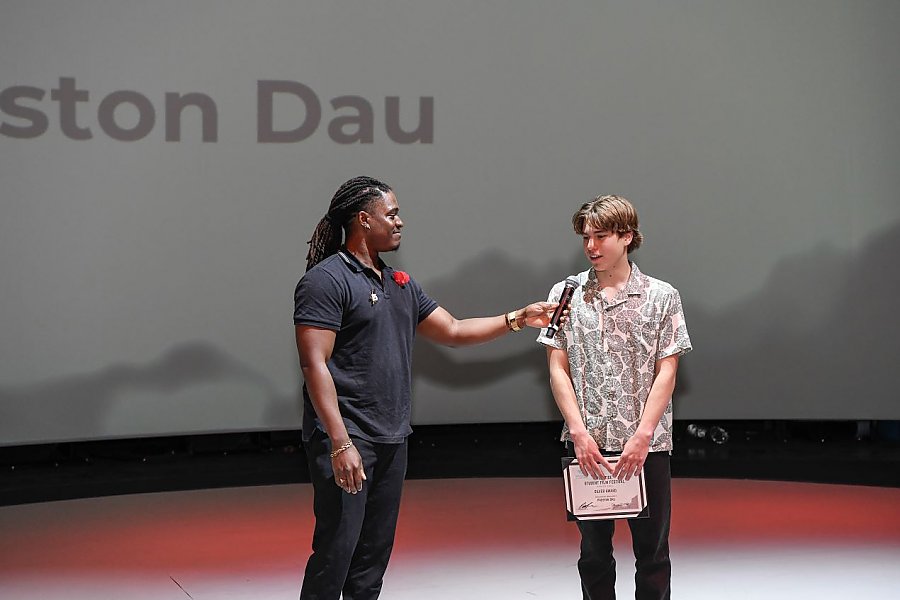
[539,195,692,600]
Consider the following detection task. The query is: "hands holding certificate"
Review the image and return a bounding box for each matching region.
[563,456,647,520]
[571,428,650,481]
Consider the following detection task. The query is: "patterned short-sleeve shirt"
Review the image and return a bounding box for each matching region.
[538,263,692,452]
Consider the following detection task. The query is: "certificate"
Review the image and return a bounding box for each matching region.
[562,457,647,521]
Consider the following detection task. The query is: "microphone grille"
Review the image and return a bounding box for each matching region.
[564,276,580,288]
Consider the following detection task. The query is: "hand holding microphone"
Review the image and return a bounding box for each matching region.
[541,276,579,340]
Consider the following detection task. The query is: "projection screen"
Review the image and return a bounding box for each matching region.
[2,0,899,445]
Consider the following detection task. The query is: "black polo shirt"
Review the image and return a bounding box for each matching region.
[294,250,438,443]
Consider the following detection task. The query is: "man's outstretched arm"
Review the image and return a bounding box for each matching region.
[417,302,557,347]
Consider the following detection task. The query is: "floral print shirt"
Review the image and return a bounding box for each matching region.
[538,263,692,452]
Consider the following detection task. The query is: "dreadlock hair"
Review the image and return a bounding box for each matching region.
[305,176,393,271]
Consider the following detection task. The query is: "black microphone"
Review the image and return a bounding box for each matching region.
[541,276,579,340]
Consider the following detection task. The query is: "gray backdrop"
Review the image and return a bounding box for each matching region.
[2,1,898,445]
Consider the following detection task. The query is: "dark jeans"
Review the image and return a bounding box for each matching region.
[568,449,672,600]
[299,431,408,600]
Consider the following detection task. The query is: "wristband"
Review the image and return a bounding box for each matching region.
[506,311,522,332]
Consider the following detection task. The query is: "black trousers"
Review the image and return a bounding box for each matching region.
[569,449,672,600]
[299,431,408,600]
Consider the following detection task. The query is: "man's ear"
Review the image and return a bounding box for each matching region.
[357,211,371,230]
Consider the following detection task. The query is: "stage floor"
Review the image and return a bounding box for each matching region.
[1,477,898,599]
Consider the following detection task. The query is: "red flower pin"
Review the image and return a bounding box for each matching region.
[392,270,410,287]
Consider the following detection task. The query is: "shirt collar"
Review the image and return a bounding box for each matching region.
[624,262,649,296]
[337,248,388,275]
[585,261,648,305]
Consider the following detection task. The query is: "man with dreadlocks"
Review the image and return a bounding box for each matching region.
[293,176,558,600]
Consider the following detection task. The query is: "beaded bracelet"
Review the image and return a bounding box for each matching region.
[330,440,354,459]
